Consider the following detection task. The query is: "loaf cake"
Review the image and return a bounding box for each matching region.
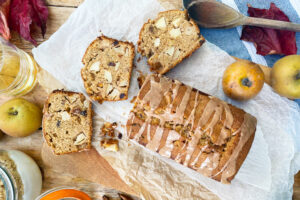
[81,36,135,103]
[43,90,93,155]
[126,74,257,183]
[138,10,205,74]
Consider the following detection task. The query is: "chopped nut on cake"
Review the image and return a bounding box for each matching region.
[42,90,93,155]
[100,138,119,152]
[101,122,117,137]
[81,36,135,103]
[137,10,205,74]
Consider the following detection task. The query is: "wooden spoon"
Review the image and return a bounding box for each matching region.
[183,0,300,31]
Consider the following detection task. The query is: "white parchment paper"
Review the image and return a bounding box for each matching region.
[32,0,300,199]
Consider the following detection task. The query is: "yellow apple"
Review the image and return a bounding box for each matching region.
[222,60,265,100]
[271,55,300,99]
[0,98,42,137]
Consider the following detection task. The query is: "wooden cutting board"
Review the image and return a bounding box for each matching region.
[41,144,137,196]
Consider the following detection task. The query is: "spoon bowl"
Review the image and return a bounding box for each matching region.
[183,0,300,31]
[186,0,246,28]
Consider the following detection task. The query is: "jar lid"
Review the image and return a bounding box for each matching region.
[35,187,91,200]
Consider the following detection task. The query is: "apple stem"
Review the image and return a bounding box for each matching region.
[8,107,18,116]
[296,71,300,80]
[242,78,252,87]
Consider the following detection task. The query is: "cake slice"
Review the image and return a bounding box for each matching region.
[43,90,93,155]
[81,36,135,103]
[138,10,205,74]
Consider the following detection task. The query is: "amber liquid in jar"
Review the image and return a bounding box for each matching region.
[0,38,38,96]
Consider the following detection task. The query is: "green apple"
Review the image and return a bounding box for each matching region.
[271,55,300,99]
[0,98,42,137]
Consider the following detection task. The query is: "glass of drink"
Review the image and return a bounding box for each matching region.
[0,38,38,96]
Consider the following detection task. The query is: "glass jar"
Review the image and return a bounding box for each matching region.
[35,187,91,200]
[0,150,42,200]
[0,38,38,96]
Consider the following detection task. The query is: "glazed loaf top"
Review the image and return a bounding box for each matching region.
[126,74,257,183]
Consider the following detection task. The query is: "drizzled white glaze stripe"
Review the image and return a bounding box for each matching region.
[126,74,256,183]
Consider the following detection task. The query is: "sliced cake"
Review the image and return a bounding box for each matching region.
[138,10,205,74]
[43,90,93,155]
[81,36,135,103]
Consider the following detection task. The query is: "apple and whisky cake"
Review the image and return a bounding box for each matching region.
[137,10,205,74]
[126,74,257,183]
[43,90,93,155]
[81,36,135,103]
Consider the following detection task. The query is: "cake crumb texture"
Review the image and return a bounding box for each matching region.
[138,10,205,74]
[43,90,93,155]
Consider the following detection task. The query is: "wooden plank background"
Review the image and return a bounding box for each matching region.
[1,0,299,199]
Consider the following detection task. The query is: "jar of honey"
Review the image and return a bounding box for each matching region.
[0,38,38,96]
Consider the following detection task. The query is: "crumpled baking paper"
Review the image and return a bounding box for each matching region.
[32,0,300,199]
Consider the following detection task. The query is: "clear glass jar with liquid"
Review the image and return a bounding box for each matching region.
[0,38,38,96]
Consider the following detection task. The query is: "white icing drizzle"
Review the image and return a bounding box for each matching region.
[198,153,220,177]
[159,130,181,157]
[213,113,256,183]
[133,121,147,141]
[190,145,207,167]
[142,75,172,110]
[183,97,226,166]
[174,140,188,163]
[146,123,151,142]
[146,126,164,151]
[175,86,192,124]
[126,74,256,183]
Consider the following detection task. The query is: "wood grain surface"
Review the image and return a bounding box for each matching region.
[0,0,299,199]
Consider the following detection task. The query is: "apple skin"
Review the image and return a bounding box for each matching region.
[271,55,300,99]
[222,60,265,101]
[0,98,42,137]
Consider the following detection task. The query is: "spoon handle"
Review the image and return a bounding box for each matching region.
[245,17,300,31]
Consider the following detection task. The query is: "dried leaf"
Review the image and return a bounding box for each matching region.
[241,3,297,56]
[8,0,48,45]
[0,0,10,40]
[9,0,34,44]
[30,0,48,36]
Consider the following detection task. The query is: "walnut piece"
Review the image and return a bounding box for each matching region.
[101,122,117,137]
